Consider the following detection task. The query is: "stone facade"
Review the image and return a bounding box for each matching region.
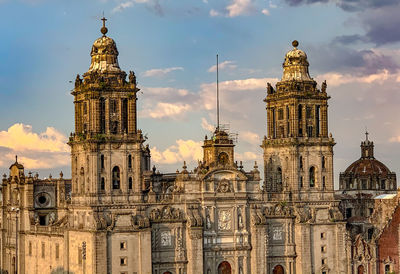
[0,21,396,274]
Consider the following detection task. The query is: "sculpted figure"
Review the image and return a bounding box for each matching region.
[321,80,327,93]
[129,70,137,85]
[267,83,274,94]
[75,74,82,88]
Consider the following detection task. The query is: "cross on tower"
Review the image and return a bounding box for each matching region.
[100,15,108,36]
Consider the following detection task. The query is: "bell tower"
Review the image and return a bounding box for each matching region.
[261,40,335,201]
[69,17,150,204]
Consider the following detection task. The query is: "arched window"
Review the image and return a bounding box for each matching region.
[100,177,105,191]
[277,167,282,190]
[299,156,303,170]
[299,176,303,188]
[322,176,326,188]
[112,166,120,190]
[128,177,133,190]
[298,104,303,136]
[358,265,364,274]
[100,155,105,169]
[128,155,132,169]
[322,156,325,169]
[381,180,386,190]
[309,167,316,187]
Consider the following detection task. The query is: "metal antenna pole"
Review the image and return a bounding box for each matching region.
[216,54,220,130]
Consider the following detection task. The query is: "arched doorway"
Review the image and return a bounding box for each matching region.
[357,265,364,274]
[163,272,172,274]
[218,261,232,274]
[273,265,284,274]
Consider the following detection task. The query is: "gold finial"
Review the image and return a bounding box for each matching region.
[101,15,108,36]
[292,40,299,48]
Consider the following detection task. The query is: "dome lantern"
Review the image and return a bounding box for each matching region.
[281,40,312,81]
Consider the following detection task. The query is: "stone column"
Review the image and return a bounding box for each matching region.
[250,224,267,274]
[186,228,203,274]
[94,99,101,133]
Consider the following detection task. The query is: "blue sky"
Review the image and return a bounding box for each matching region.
[1,0,400,187]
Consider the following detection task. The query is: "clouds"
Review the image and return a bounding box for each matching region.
[143,67,184,77]
[112,0,163,15]
[208,60,237,72]
[151,139,203,165]
[143,102,192,119]
[210,0,270,17]
[0,124,70,170]
[283,0,398,11]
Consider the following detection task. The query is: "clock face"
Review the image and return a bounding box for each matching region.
[218,152,229,165]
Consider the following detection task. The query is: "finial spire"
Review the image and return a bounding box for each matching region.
[15,155,18,163]
[365,127,369,141]
[101,14,108,36]
[292,40,299,48]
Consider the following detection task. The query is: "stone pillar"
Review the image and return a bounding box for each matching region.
[186,228,203,274]
[94,99,101,133]
[250,225,267,274]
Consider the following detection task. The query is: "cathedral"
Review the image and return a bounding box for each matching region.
[0,19,397,274]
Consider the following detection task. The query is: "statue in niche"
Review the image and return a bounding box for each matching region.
[238,211,244,229]
[206,213,212,229]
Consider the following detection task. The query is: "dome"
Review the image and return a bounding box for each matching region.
[87,17,122,74]
[281,40,312,81]
[344,158,391,177]
[343,132,392,177]
[88,36,121,73]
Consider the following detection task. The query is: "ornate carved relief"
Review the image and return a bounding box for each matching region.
[150,206,183,222]
[218,209,232,231]
[216,179,232,193]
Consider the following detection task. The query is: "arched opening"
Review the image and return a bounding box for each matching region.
[218,261,232,274]
[112,166,120,189]
[273,265,284,274]
[309,166,316,187]
[298,104,303,136]
[128,177,133,190]
[128,155,132,169]
[100,155,105,169]
[163,272,172,274]
[100,177,105,191]
[277,167,282,191]
[322,156,326,169]
[357,265,364,274]
[299,156,303,169]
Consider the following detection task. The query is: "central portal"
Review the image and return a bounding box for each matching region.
[218,261,232,274]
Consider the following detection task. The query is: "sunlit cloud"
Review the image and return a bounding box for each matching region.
[315,69,400,87]
[0,123,70,170]
[240,130,260,144]
[142,102,192,119]
[209,0,256,17]
[151,139,203,165]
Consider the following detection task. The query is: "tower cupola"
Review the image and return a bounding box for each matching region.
[282,40,312,81]
[361,131,374,159]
